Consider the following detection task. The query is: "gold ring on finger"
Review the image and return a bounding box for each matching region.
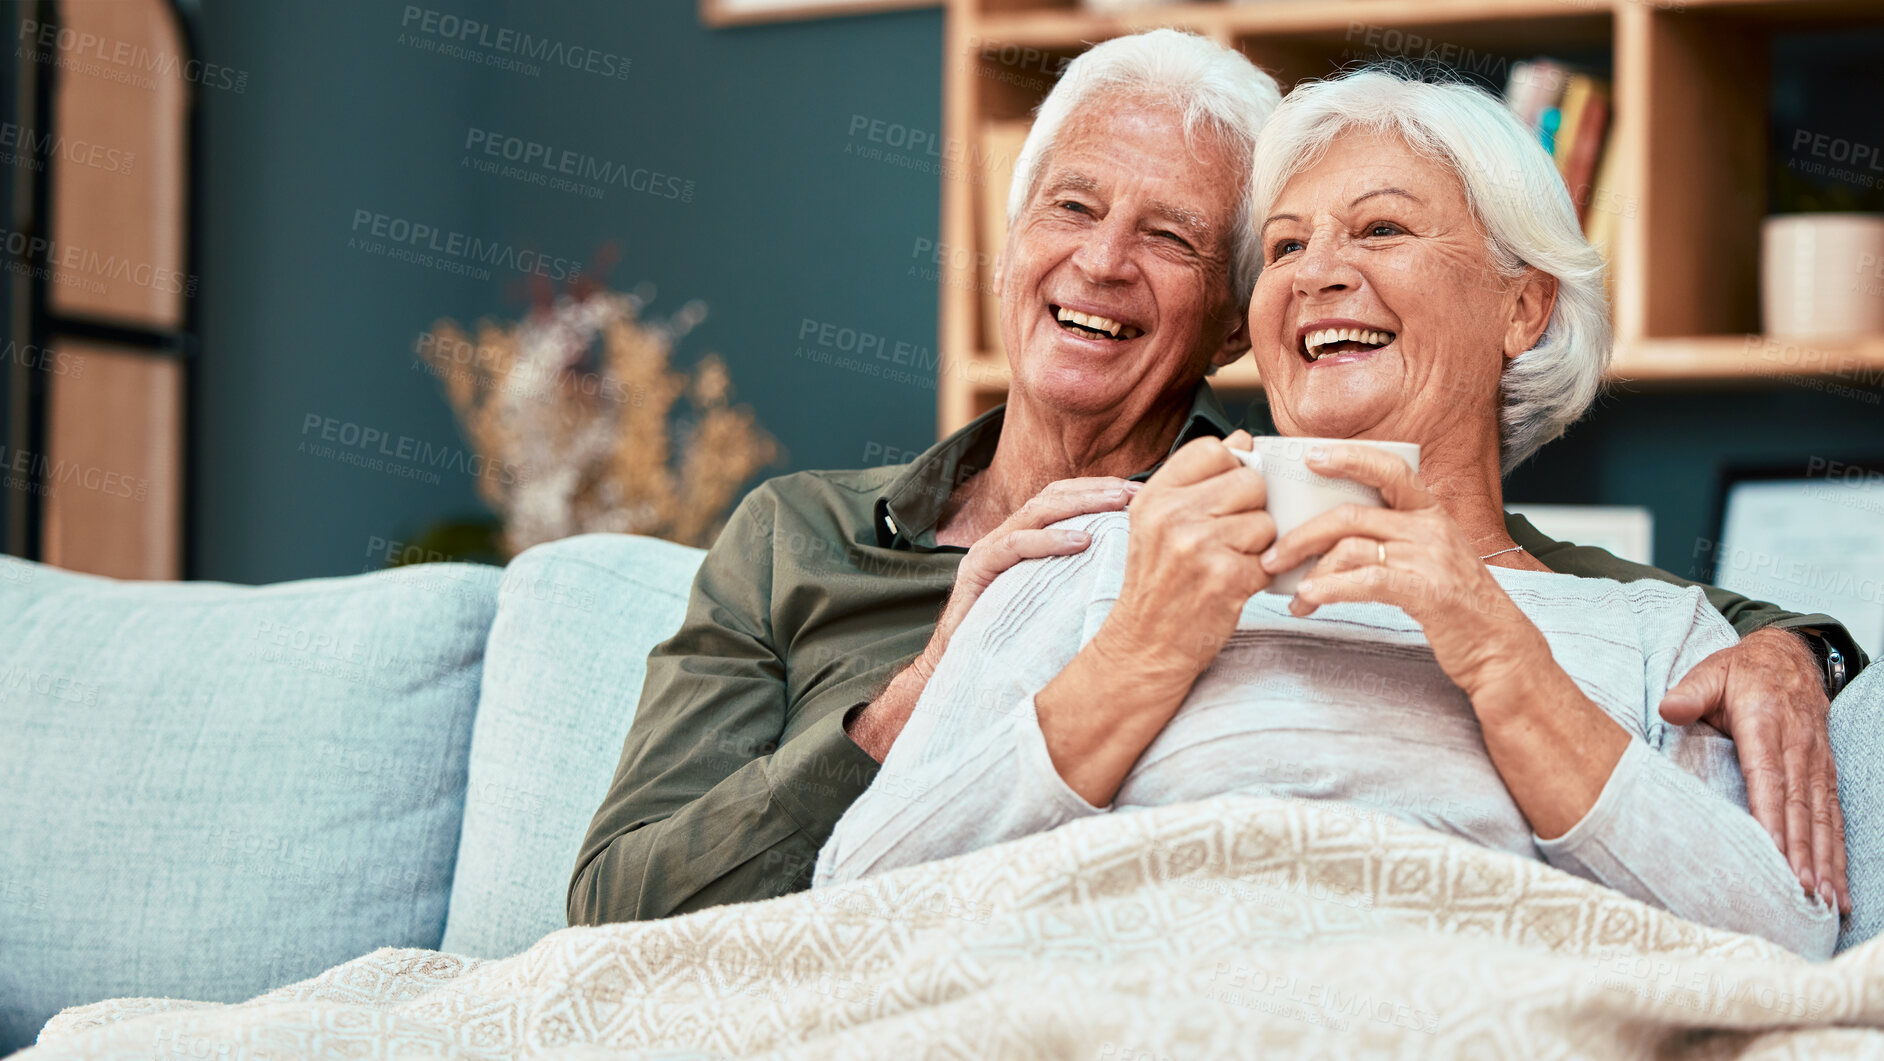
[1377,541,1387,566]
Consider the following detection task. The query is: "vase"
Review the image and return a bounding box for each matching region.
[1761,213,1884,339]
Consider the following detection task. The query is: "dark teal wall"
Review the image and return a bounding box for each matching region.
[1503,388,1884,578]
[192,0,943,582]
[188,1,1884,584]
[472,0,949,491]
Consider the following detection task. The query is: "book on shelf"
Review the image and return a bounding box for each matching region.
[1504,59,1612,234]
[1554,75,1595,178]
[1584,140,1623,306]
[1559,76,1612,227]
[1505,59,1567,135]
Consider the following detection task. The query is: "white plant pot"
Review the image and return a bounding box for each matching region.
[1761,213,1884,339]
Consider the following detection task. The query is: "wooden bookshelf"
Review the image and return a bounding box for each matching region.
[935,0,1884,433]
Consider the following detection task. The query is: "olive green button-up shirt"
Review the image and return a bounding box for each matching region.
[568,383,1860,924]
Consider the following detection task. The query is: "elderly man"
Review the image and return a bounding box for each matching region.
[570,30,1865,926]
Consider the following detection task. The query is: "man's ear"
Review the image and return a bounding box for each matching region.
[1504,268,1557,360]
[1211,309,1252,370]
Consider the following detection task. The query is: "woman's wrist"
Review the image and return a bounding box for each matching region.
[1036,625,1200,806]
[1452,626,1560,720]
[1470,657,1632,840]
[1089,607,1217,693]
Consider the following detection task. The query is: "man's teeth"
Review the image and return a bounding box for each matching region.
[1304,327,1394,359]
[1055,306,1142,340]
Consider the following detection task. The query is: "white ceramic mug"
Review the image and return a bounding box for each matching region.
[1231,436,1421,595]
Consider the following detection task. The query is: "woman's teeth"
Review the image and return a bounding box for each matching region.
[1055,306,1142,340]
[1304,327,1394,360]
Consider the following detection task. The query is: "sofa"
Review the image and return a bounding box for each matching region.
[0,533,707,1055]
[6,532,1884,1056]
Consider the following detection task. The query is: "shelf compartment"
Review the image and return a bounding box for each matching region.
[939,0,1884,435]
[1623,6,1768,341]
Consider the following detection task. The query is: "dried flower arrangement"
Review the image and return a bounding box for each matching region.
[418,282,779,556]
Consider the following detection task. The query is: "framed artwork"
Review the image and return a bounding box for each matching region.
[1709,461,1884,660]
[701,0,938,28]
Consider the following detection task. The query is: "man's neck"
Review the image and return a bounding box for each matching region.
[940,388,1196,540]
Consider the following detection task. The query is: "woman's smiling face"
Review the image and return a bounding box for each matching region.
[1247,130,1554,453]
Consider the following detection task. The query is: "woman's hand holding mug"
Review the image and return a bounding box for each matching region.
[1230,436,1419,595]
[1091,430,1278,692]
[1257,443,1544,701]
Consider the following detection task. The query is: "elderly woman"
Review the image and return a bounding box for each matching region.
[812,70,1838,958]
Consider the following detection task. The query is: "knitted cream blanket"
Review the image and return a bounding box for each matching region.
[28,795,1884,1059]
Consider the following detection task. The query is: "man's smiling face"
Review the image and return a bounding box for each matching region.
[996,97,1249,420]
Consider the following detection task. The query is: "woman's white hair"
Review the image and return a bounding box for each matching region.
[1248,68,1610,474]
[1008,29,1282,305]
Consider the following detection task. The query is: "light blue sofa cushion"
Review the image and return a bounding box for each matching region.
[441,533,704,959]
[0,556,501,1054]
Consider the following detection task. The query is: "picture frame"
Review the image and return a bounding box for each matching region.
[700,0,938,28]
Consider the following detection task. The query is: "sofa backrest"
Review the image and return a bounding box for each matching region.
[440,533,705,959]
[0,556,502,1055]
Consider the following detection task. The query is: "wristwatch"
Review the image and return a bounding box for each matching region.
[1803,629,1850,699]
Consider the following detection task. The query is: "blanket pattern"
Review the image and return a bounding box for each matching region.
[28,796,1884,1059]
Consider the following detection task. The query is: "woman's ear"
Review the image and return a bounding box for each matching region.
[1503,268,1557,360]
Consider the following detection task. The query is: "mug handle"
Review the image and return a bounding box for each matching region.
[1231,447,1263,474]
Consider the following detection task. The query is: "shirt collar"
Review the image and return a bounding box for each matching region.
[874,381,1238,550]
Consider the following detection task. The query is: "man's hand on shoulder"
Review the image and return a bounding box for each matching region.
[846,476,1141,762]
[1660,626,1848,914]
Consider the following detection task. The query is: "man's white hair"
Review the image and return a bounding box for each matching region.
[1007,29,1282,305]
[1248,68,1610,474]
